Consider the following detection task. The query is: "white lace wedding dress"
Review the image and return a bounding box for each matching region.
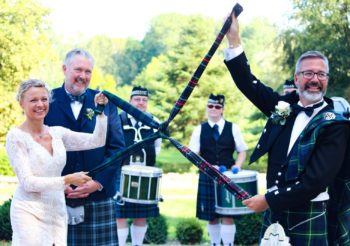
[5,115,107,246]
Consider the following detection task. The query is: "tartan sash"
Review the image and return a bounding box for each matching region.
[286,111,348,181]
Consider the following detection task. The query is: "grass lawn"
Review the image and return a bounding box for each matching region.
[0,170,265,245]
[158,172,265,244]
[158,172,210,242]
[156,148,194,173]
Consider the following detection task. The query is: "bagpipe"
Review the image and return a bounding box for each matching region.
[88,3,252,202]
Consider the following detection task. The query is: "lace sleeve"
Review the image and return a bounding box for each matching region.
[5,130,65,192]
[62,114,107,151]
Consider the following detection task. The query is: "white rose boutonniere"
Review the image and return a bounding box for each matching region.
[85,108,95,120]
[271,101,291,125]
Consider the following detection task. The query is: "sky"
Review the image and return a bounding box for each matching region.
[43,0,293,40]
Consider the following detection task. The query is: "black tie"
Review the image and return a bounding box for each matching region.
[292,101,324,117]
[67,93,85,103]
[213,124,220,141]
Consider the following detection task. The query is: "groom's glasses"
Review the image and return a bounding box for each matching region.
[207,104,223,110]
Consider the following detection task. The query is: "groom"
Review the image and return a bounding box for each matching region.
[45,48,125,245]
[223,12,350,245]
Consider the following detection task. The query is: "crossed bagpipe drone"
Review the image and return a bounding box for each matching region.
[89,3,250,201]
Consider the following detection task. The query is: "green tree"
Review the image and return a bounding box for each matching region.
[238,18,283,168]
[133,15,225,143]
[113,38,143,85]
[114,14,187,85]
[0,0,51,145]
[133,15,280,171]
[279,0,350,99]
[85,36,127,80]
[242,18,285,88]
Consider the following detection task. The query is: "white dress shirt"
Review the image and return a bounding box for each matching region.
[287,100,327,154]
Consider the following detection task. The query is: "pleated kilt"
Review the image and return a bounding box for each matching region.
[196,172,238,221]
[327,178,350,246]
[67,198,118,246]
[116,201,159,218]
[261,201,328,246]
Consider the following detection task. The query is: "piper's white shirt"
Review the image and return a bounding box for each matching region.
[189,117,248,154]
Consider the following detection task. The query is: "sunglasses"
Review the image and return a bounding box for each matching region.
[207,104,223,110]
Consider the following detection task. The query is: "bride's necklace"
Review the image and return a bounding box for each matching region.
[28,127,46,139]
[34,129,46,139]
[21,122,47,140]
[36,132,45,139]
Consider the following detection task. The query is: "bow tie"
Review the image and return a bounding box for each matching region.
[67,93,85,103]
[292,101,324,117]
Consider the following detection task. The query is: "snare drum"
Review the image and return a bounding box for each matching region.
[117,165,162,204]
[215,170,258,215]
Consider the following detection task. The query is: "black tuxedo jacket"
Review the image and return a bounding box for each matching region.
[224,52,350,211]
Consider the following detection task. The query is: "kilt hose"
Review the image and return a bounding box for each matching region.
[116,201,159,218]
[68,198,118,246]
[261,201,328,246]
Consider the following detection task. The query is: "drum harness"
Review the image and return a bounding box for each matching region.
[120,112,151,166]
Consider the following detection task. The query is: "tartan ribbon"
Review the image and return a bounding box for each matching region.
[161,4,240,130]
[88,124,250,200]
[164,135,250,200]
[88,131,161,175]
[102,90,160,130]
[88,4,250,200]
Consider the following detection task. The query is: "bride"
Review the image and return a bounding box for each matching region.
[5,79,108,246]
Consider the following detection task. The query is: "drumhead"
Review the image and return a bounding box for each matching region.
[223,169,257,183]
[122,165,162,177]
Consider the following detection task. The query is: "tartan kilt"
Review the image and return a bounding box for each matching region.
[196,172,218,221]
[67,198,118,246]
[116,201,159,218]
[327,179,350,246]
[261,201,328,246]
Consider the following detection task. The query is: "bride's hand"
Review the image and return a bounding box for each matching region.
[64,172,92,186]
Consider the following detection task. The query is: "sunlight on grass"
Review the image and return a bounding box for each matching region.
[159,172,210,242]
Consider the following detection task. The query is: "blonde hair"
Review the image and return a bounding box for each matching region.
[16,79,51,102]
